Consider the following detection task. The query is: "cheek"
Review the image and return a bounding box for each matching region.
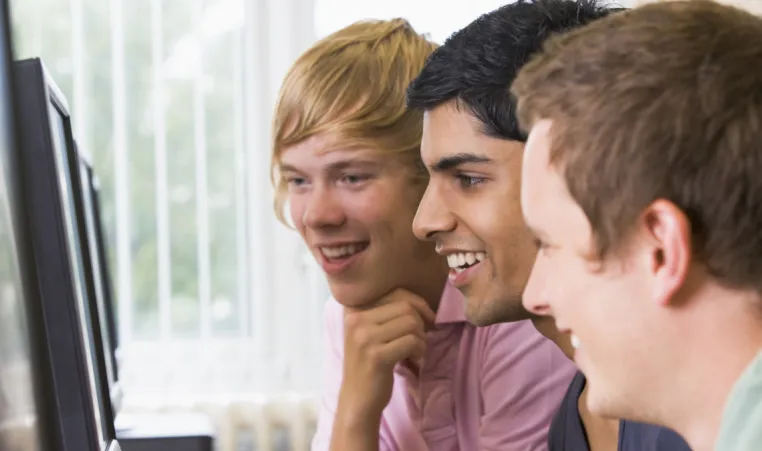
[288,196,306,232]
[547,257,588,310]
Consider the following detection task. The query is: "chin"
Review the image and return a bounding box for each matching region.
[465,299,529,326]
[584,377,641,423]
[585,390,622,420]
[328,280,380,308]
[466,297,532,326]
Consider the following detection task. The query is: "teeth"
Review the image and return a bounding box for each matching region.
[321,243,365,259]
[571,334,581,349]
[447,252,486,270]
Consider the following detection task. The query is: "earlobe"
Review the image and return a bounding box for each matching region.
[643,200,692,307]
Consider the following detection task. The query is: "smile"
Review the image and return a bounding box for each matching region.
[316,241,370,277]
[446,251,486,287]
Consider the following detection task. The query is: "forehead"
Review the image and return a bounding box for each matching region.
[279,134,383,170]
[421,102,523,165]
[521,120,569,222]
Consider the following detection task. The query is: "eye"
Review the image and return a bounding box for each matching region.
[286,176,309,191]
[455,174,485,189]
[339,173,370,185]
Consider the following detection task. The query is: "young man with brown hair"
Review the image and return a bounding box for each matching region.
[513,1,762,450]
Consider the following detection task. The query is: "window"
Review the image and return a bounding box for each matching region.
[314,0,510,42]
[11,0,258,395]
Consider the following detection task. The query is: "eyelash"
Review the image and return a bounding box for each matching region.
[286,176,307,187]
[455,174,485,189]
[285,174,370,188]
[533,238,548,250]
[339,173,370,185]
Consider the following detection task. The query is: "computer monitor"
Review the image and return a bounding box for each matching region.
[0,1,57,450]
[76,148,123,415]
[13,57,120,451]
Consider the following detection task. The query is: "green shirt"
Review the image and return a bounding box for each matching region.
[715,350,762,450]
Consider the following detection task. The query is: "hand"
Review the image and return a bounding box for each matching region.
[336,288,436,423]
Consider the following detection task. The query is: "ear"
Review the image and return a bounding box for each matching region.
[640,199,692,307]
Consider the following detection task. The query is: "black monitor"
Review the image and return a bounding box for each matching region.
[76,148,123,415]
[0,1,57,450]
[13,57,120,451]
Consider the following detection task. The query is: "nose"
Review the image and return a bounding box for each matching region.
[302,185,345,229]
[522,259,553,317]
[413,182,456,241]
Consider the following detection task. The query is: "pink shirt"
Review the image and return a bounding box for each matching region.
[312,283,576,451]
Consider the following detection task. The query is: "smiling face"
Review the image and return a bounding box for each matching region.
[412,101,537,326]
[281,134,447,308]
[520,119,661,419]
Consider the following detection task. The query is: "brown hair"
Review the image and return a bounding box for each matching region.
[270,19,438,224]
[511,0,762,291]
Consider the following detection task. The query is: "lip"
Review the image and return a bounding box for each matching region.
[447,259,485,288]
[314,241,369,277]
[440,247,487,289]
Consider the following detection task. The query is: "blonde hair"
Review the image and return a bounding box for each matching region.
[271,18,438,224]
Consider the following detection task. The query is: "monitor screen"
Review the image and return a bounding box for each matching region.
[77,155,121,415]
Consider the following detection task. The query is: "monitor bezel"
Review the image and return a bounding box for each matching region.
[76,148,123,417]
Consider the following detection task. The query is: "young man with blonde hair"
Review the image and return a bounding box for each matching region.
[271,18,572,451]
[513,1,762,450]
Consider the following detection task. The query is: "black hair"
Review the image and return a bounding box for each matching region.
[406,0,621,141]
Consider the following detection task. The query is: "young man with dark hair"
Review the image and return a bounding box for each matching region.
[408,1,690,450]
[512,1,762,450]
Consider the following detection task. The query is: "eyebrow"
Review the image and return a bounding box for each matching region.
[279,159,381,174]
[429,153,492,172]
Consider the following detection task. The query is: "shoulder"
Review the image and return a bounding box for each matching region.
[473,319,562,354]
[323,296,343,318]
[470,320,576,382]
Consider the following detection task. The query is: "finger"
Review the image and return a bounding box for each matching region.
[377,334,426,367]
[373,288,437,327]
[373,314,425,343]
[400,296,436,329]
[346,299,423,326]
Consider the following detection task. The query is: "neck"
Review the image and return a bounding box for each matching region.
[407,256,449,313]
[664,293,762,451]
[674,336,761,451]
[578,385,620,451]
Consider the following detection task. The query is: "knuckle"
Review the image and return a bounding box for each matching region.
[350,326,371,348]
[402,315,420,332]
[398,301,415,315]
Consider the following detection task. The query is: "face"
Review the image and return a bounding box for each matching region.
[281,134,446,308]
[413,102,537,326]
[521,119,660,420]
